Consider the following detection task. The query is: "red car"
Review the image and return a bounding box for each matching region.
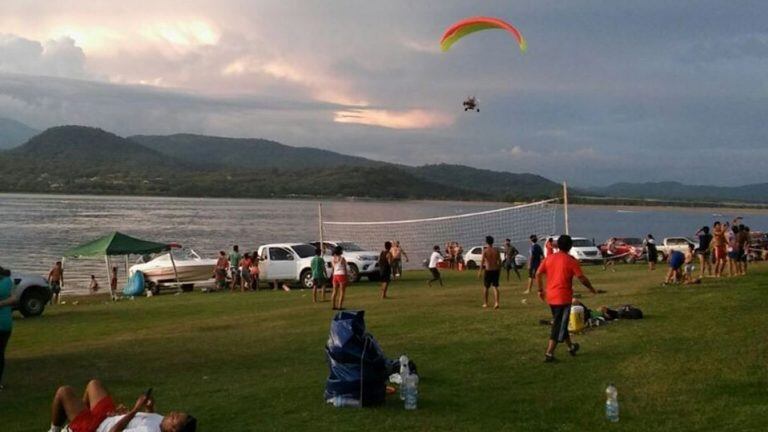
[599,237,645,263]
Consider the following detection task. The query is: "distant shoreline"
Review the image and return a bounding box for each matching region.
[571,195,768,210]
[2,190,767,211]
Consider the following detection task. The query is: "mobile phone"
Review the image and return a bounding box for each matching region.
[144,387,153,398]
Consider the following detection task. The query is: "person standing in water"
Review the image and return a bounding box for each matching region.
[109,267,118,301]
[88,275,100,294]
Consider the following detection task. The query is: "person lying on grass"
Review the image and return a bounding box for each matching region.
[48,379,196,432]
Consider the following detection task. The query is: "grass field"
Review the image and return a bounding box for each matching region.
[1,263,766,431]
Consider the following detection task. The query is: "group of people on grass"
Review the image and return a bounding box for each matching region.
[641,218,757,285]
[213,245,262,292]
[310,240,410,310]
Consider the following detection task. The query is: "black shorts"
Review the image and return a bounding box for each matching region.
[528,263,540,279]
[429,268,440,279]
[50,281,61,294]
[483,270,500,288]
[312,277,325,286]
[379,268,391,282]
[550,304,572,342]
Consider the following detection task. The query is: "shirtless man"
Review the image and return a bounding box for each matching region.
[47,379,196,432]
[48,261,64,304]
[390,241,409,279]
[479,236,502,309]
[502,238,521,282]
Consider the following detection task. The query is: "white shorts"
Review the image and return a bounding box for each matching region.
[684,264,695,275]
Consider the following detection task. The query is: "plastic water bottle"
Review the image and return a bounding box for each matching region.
[605,384,619,422]
[399,354,410,401]
[328,395,360,408]
[404,373,419,410]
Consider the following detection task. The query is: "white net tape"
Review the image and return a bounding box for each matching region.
[323,199,558,267]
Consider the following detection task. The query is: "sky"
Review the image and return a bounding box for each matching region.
[0,1,766,186]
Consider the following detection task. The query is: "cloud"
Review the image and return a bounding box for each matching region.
[0,1,767,185]
[333,109,454,129]
[0,34,88,79]
[401,39,441,54]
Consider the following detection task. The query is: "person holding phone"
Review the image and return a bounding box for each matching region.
[47,379,196,432]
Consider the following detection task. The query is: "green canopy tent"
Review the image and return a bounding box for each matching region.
[63,232,176,294]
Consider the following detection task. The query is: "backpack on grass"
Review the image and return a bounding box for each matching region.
[617,305,643,319]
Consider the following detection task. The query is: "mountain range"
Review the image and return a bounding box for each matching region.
[0,118,765,204]
[586,182,768,204]
[0,124,560,200]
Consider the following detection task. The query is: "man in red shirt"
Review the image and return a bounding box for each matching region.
[536,235,598,362]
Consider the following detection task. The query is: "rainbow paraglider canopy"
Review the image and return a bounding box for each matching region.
[440,16,527,53]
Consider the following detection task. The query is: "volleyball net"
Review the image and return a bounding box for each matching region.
[322,199,558,266]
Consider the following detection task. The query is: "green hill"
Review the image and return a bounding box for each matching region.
[0,117,39,149]
[588,181,768,204]
[0,126,479,200]
[130,133,381,169]
[410,163,562,200]
[11,126,180,169]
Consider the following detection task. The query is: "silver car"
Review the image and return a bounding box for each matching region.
[9,271,52,317]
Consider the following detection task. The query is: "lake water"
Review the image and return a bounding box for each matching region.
[1,193,766,293]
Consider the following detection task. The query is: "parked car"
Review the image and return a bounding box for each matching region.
[546,236,603,263]
[599,237,645,263]
[656,237,698,262]
[309,241,379,282]
[10,270,52,317]
[257,243,319,290]
[748,231,768,261]
[463,246,527,270]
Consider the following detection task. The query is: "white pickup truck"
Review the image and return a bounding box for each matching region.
[655,237,698,261]
[256,243,319,290]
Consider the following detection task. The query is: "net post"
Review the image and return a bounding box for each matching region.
[563,181,570,235]
[318,203,324,253]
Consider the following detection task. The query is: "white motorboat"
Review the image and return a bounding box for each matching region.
[129,248,216,285]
